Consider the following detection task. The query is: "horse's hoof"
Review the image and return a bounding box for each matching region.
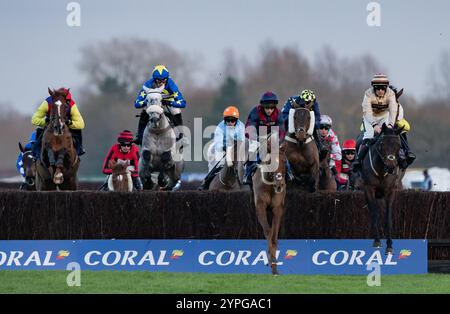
[373,240,382,248]
[386,247,394,255]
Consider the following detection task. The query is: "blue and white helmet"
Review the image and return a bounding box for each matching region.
[152,65,169,80]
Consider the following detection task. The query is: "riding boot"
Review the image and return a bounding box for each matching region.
[243,161,256,185]
[352,139,370,172]
[32,128,44,160]
[132,176,143,191]
[314,129,328,160]
[70,129,85,156]
[134,109,149,145]
[400,132,416,167]
[172,113,184,141]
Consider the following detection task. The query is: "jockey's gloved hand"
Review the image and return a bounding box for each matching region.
[65,119,73,126]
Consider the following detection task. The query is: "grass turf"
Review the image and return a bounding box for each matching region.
[0,271,450,294]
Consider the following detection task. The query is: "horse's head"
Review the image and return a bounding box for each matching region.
[290,107,313,144]
[374,123,402,173]
[19,142,36,186]
[48,87,70,135]
[143,86,164,107]
[146,105,165,129]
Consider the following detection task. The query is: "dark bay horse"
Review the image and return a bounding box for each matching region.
[35,88,79,190]
[18,142,36,190]
[209,140,245,191]
[360,124,402,254]
[318,141,337,191]
[252,135,286,275]
[285,106,319,192]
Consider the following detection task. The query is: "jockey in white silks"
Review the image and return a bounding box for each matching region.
[198,106,245,190]
[353,73,415,172]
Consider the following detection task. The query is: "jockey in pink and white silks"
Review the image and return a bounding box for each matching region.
[318,115,342,178]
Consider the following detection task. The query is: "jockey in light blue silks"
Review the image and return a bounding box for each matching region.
[16,131,37,177]
[198,106,245,190]
[134,65,187,145]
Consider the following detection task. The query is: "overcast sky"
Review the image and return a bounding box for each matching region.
[1,0,449,115]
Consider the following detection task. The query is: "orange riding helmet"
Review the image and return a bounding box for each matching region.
[223,106,239,119]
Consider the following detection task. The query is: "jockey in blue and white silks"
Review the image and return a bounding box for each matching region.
[198,106,245,190]
[16,131,36,177]
[133,65,187,145]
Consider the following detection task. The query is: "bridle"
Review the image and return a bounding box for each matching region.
[369,134,400,177]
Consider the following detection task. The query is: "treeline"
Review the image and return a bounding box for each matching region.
[2,38,450,176]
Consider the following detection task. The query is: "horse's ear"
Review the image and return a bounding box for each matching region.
[48,87,54,97]
[395,125,404,135]
[381,123,387,132]
[109,159,116,168]
[18,142,25,153]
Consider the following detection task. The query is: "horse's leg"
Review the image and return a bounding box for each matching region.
[269,202,284,275]
[255,198,271,239]
[385,190,395,255]
[365,187,381,248]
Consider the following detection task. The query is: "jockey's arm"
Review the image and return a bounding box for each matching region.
[362,92,376,126]
[276,112,286,140]
[102,146,115,175]
[16,152,25,177]
[31,101,49,127]
[68,105,85,129]
[213,124,225,153]
[134,87,147,109]
[131,147,140,176]
[281,99,292,122]
[312,101,321,130]
[167,80,186,108]
[387,92,399,127]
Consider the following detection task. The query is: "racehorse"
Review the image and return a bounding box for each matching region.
[107,159,133,192]
[284,106,320,192]
[209,140,245,191]
[139,100,183,191]
[318,141,337,191]
[359,123,402,254]
[252,134,286,275]
[35,88,79,190]
[18,142,36,190]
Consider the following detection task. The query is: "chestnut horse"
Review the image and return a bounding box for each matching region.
[284,106,320,192]
[35,88,79,190]
[252,134,286,275]
[107,159,133,192]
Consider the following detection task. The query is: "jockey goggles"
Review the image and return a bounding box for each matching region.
[373,85,387,91]
[224,117,238,123]
[344,150,356,155]
[319,124,330,130]
[120,143,132,147]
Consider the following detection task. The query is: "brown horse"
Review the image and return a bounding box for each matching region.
[18,142,36,190]
[360,124,402,255]
[252,135,286,275]
[285,106,320,192]
[209,140,246,191]
[318,141,337,191]
[35,88,79,191]
[107,159,133,192]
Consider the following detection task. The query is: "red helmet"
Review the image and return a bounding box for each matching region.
[117,130,134,143]
[342,139,356,151]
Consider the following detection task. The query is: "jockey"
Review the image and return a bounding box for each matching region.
[16,131,36,177]
[198,106,245,190]
[281,89,327,159]
[31,87,85,159]
[317,114,342,179]
[134,65,186,145]
[352,74,415,172]
[337,138,357,189]
[101,130,142,191]
[243,91,286,185]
